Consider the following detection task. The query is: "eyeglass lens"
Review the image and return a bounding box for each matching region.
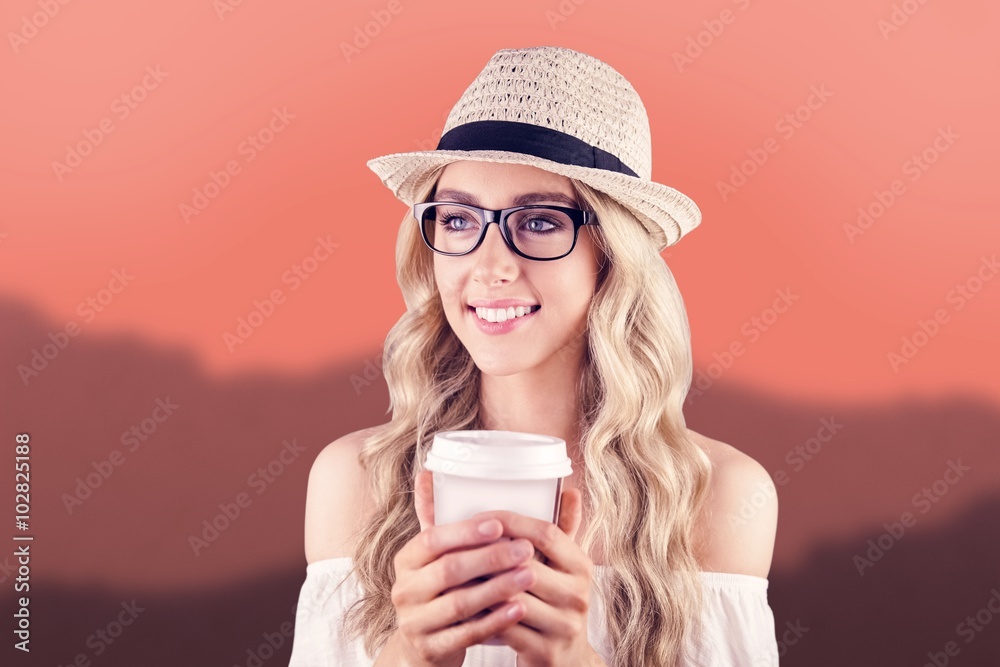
[420,204,576,259]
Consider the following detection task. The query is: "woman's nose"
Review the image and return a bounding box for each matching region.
[472,223,519,283]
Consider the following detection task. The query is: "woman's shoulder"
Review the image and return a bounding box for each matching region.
[687,428,769,478]
[303,424,389,564]
[686,429,778,579]
[315,424,388,459]
[308,424,387,486]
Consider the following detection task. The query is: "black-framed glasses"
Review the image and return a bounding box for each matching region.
[413,202,599,261]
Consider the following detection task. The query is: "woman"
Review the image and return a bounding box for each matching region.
[290,46,779,666]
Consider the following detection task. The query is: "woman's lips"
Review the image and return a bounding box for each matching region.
[467,305,539,335]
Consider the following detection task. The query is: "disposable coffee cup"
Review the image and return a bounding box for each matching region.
[424,430,573,645]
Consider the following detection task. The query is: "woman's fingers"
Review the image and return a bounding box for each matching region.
[406,536,535,603]
[392,556,528,665]
[397,513,507,573]
[505,565,590,636]
[403,561,536,635]
[397,472,576,663]
[558,488,583,542]
[400,471,592,650]
[431,597,527,652]
[414,470,434,532]
[470,509,591,577]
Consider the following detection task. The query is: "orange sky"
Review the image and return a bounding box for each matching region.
[1,0,998,405]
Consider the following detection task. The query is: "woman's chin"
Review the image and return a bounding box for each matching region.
[469,351,530,378]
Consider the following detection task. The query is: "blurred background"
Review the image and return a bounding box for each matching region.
[1,0,998,665]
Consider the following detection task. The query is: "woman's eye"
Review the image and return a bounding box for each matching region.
[447,217,474,231]
[525,218,556,232]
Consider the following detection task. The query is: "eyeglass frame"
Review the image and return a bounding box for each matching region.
[413,201,600,261]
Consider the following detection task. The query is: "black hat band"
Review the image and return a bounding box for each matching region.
[435,120,639,179]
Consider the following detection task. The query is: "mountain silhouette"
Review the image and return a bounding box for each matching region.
[1,295,997,666]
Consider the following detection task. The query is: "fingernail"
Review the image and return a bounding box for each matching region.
[506,604,521,619]
[478,520,499,536]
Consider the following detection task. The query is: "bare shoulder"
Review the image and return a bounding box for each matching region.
[687,428,778,579]
[303,424,385,564]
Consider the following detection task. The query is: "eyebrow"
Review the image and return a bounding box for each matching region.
[434,188,579,208]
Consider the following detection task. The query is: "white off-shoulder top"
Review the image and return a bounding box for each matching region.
[288,557,779,666]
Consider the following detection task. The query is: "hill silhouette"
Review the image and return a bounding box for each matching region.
[1,295,997,666]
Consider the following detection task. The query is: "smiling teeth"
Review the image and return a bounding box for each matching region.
[475,306,538,323]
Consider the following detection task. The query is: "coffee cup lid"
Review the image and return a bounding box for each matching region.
[425,430,573,480]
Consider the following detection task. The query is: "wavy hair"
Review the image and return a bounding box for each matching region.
[342,165,713,666]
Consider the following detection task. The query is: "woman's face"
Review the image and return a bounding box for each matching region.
[431,160,603,378]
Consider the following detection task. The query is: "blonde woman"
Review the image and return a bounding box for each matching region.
[289,46,780,667]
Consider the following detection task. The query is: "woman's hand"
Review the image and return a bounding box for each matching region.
[387,470,537,667]
[474,487,605,667]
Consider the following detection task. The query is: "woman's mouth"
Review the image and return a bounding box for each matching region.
[471,305,541,323]
[466,304,541,335]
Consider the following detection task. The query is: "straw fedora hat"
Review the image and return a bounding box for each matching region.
[366,45,702,252]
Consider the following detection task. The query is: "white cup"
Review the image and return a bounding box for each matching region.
[424,430,573,646]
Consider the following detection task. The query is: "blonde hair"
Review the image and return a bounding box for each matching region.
[343,165,713,666]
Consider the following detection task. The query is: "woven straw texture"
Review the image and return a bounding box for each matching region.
[366,46,702,251]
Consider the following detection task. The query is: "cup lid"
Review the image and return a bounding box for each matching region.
[424,430,573,480]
